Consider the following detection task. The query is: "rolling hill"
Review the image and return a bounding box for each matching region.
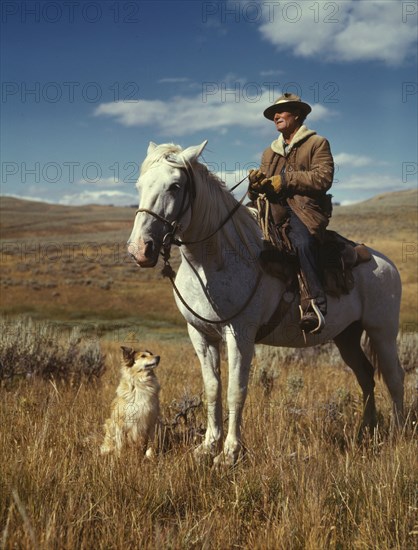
[0,189,416,332]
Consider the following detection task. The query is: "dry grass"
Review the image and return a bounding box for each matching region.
[1,335,417,549]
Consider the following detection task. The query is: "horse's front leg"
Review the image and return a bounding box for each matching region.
[188,324,223,463]
[214,330,255,467]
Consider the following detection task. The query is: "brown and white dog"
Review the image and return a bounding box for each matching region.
[100,346,160,458]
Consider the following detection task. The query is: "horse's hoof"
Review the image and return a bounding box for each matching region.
[193,444,215,467]
[213,451,237,469]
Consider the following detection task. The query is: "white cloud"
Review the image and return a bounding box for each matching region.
[59,190,137,206]
[2,191,138,207]
[339,199,361,206]
[94,89,334,136]
[336,172,404,192]
[158,77,191,84]
[258,0,417,65]
[334,153,374,168]
[259,69,285,77]
[331,171,413,204]
[76,177,125,187]
[2,193,57,205]
[334,152,391,169]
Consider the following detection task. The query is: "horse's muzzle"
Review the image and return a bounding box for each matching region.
[127,239,159,267]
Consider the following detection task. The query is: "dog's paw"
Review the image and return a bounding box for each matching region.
[99,445,110,455]
[145,447,156,460]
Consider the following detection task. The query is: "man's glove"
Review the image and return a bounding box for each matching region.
[248,169,267,200]
[248,170,285,201]
[248,169,267,186]
[250,174,283,195]
[260,175,283,193]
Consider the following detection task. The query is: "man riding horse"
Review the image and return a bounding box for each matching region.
[249,93,334,334]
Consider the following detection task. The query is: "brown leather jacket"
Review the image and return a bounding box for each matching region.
[259,125,334,240]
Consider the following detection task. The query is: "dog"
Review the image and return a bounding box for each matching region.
[100,346,160,458]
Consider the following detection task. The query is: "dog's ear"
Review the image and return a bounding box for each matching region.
[120,346,135,367]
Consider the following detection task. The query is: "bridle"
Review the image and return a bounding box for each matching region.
[135,160,196,250]
[133,159,262,325]
[135,158,248,258]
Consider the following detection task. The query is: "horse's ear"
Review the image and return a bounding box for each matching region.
[147,141,158,155]
[181,140,208,163]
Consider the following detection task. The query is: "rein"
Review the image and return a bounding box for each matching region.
[166,260,263,325]
[179,185,248,246]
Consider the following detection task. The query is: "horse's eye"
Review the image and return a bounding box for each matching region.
[169,183,181,192]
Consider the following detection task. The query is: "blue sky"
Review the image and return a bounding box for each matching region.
[1,0,417,206]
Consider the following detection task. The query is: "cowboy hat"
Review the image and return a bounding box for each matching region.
[263,92,312,121]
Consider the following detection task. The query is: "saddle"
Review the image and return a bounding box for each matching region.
[259,231,371,297]
[255,200,372,299]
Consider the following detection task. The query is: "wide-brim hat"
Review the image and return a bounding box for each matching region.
[263,92,312,121]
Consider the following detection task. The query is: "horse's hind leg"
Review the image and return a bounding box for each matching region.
[364,327,404,429]
[334,321,377,432]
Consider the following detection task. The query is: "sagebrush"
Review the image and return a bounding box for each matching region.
[0,317,106,384]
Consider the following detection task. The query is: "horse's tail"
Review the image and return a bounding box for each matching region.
[363,332,382,379]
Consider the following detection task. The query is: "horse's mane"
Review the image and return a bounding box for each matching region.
[188,161,262,261]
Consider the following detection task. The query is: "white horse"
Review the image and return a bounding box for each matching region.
[128,140,404,466]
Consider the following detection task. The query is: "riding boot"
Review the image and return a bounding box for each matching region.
[286,210,327,334]
[299,298,326,334]
[297,271,327,334]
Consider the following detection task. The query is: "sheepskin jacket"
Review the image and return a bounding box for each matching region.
[259,125,334,239]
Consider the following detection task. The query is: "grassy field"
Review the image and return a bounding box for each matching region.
[0,335,417,549]
[0,191,417,548]
[0,197,182,342]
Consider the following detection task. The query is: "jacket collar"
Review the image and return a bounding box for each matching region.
[271,125,316,156]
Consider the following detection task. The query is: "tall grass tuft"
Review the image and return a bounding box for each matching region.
[0,317,106,384]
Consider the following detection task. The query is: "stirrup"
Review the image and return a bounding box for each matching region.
[299,299,325,335]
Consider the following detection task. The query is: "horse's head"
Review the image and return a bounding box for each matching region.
[128,140,207,267]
